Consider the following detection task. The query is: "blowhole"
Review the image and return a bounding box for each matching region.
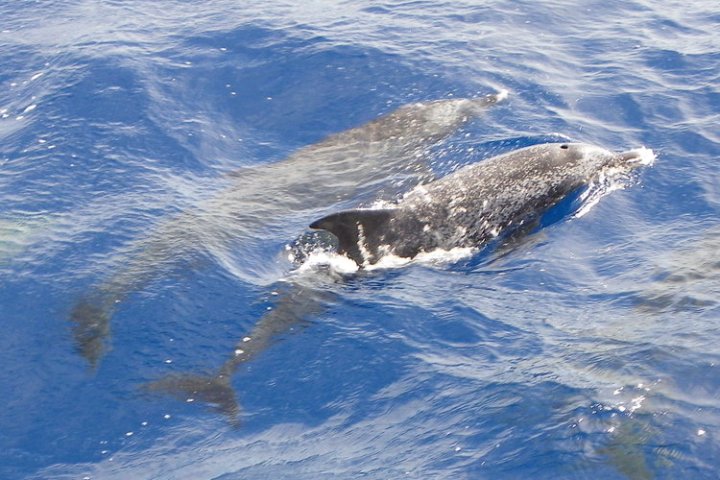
[560,144,569,149]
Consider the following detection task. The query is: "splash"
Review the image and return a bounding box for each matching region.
[575,147,655,218]
[495,89,510,102]
[294,249,360,276]
[366,246,476,270]
[295,244,476,275]
[625,146,656,167]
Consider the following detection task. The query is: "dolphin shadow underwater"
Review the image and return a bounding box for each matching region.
[146,141,655,423]
[71,91,509,368]
[631,226,720,313]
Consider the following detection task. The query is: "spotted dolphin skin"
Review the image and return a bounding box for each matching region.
[311,143,654,265]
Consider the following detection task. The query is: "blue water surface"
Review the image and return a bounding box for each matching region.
[1,1,719,479]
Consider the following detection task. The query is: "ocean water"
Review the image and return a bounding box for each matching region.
[1,1,719,479]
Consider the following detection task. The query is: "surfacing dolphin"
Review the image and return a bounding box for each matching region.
[310,143,655,265]
[147,141,654,423]
[71,91,508,367]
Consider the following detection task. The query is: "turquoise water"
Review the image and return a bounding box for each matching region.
[1,1,718,478]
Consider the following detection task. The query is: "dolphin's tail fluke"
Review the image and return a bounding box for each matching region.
[144,373,241,425]
[71,297,115,369]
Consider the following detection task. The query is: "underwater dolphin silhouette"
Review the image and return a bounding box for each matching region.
[311,143,655,265]
[72,91,508,367]
[148,141,654,423]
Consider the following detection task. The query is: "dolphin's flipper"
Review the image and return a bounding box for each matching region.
[145,373,240,424]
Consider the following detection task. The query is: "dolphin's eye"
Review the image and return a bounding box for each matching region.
[560,144,569,149]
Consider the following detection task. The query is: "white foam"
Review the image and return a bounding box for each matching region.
[574,146,655,218]
[294,245,476,276]
[630,146,656,166]
[495,89,509,102]
[575,175,629,219]
[364,254,411,270]
[414,246,476,264]
[365,246,476,271]
[296,250,360,275]
[367,199,397,209]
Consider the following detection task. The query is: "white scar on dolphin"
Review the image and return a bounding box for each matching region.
[71,91,508,367]
[147,140,654,423]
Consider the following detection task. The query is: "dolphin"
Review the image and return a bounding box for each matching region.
[310,143,655,265]
[633,226,720,313]
[71,91,508,367]
[147,141,654,423]
[145,271,337,423]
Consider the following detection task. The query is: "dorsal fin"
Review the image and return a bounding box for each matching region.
[310,209,397,265]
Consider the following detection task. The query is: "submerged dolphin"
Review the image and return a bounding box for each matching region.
[633,226,720,313]
[72,91,508,367]
[148,141,654,422]
[146,271,337,422]
[311,143,655,265]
